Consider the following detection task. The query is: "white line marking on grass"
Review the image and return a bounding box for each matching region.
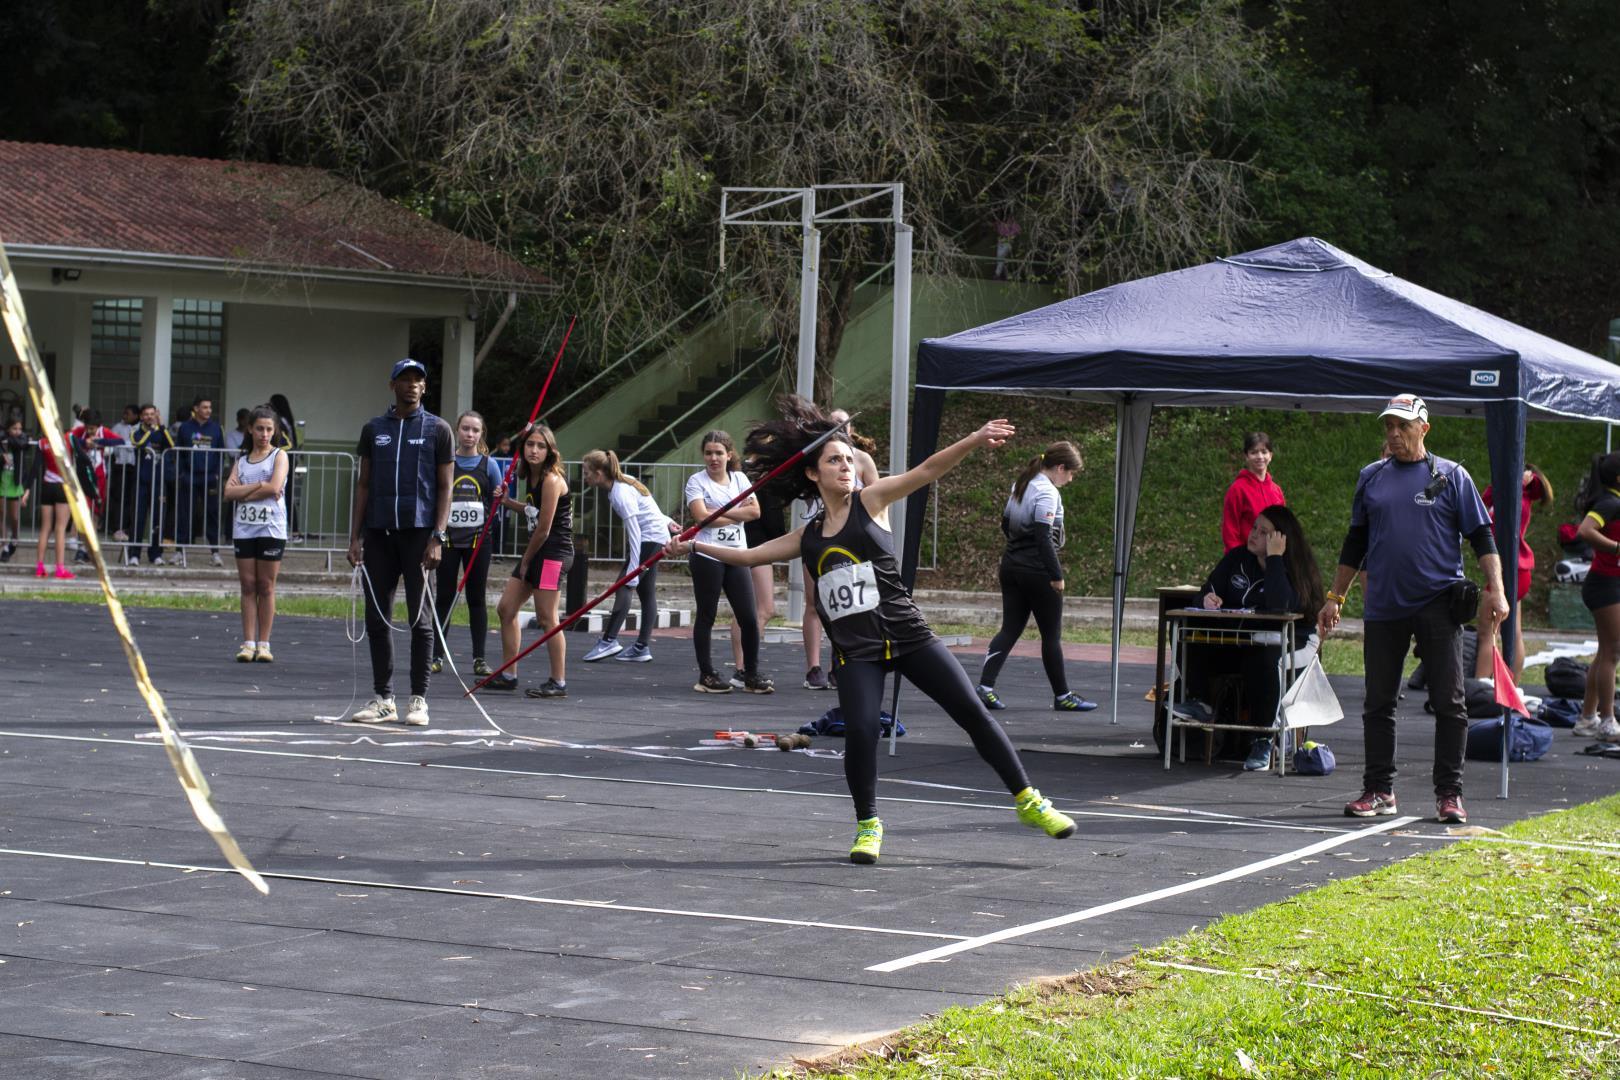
[866,816,1418,973]
[0,730,1348,836]
[0,847,965,941]
[1142,960,1619,1040]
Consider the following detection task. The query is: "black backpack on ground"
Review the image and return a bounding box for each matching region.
[1545,657,1589,700]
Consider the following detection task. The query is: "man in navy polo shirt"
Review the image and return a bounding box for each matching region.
[346,359,454,728]
[1319,394,1506,825]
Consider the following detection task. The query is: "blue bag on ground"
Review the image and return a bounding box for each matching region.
[1291,740,1335,775]
[800,706,904,738]
[1537,697,1581,728]
[1466,713,1553,762]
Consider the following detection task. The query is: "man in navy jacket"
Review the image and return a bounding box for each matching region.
[346,359,453,728]
[174,395,226,565]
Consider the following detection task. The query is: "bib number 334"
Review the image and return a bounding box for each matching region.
[817,561,878,621]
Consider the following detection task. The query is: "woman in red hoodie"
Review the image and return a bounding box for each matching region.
[1221,432,1285,552]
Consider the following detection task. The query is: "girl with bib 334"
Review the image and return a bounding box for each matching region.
[223,406,289,662]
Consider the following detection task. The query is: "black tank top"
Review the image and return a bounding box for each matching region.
[526,478,573,558]
[800,493,932,664]
[447,455,492,548]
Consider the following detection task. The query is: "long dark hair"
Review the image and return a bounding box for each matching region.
[1576,453,1620,515]
[269,394,296,430]
[744,395,843,504]
[513,423,564,491]
[1256,504,1324,628]
[1012,441,1082,501]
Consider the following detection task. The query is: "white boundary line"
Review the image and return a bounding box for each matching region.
[0,846,965,942]
[866,816,1418,972]
[1142,960,1619,1040]
[0,729,1346,836]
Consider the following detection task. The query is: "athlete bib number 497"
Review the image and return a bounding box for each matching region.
[449,502,485,528]
[817,561,879,621]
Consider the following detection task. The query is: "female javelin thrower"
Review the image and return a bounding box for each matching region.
[665,397,1076,864]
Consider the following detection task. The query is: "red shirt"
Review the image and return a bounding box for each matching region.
[1482,473,1545,570]
[1221,469,1286,551]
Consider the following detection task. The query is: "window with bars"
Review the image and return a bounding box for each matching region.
[88,299,226,424]
[89,299,141,421]
[169,299,224,418]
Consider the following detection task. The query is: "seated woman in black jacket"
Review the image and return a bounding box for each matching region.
[1192,504,1325,768]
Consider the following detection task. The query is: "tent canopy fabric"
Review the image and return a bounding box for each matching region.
[902,238,1619,761]
[915,237,1620,422]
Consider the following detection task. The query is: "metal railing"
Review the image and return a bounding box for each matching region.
[8,445,358,568]
[3,448,938,573]
[626,344,782,461]
[547,284,728,424]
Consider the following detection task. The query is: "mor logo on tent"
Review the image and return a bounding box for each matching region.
[1470,370,1500,387]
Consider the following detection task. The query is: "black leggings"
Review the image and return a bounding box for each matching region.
[434,541,493,660]
[838,638,1030,820]
[604,540,661,646]
[691,554,758,675]
[362,527,433,698]
[980,565,1068,695]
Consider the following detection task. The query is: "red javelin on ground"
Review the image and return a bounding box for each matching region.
[457,316,577,594]
[466,415,852,695]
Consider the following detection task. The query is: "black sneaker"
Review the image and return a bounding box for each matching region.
[694,672,732,694]
[484,673,518,692]
[728,668,746,690]
[976,685,1006,710]
[742,672,775,695]
[0,543,13,563]
[526,678,567,698]
[429,656,444,675]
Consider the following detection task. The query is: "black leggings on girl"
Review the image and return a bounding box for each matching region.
[838,638,1030,820]
[434,542,492,660]
[691,554,758,675]
[979,566,1068,695]
[603,540,661,646]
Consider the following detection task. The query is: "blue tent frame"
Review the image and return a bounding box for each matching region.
[902,238,1620,797]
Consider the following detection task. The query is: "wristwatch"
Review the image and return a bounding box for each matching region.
[432,529,448,544]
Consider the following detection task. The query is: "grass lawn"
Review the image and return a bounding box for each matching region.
[779,796,1620,1079]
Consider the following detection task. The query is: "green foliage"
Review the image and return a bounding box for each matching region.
[794,795,1620,1079]
[860,394,1610,623]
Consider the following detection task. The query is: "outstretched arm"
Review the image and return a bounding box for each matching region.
[666,528,802,568]
[860,420,1014,515]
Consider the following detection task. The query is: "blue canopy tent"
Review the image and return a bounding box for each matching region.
[902,237,1620,795]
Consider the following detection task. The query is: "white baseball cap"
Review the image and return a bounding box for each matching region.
[1378,394,1429,424]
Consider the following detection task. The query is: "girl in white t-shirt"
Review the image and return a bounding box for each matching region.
[223,406,290,662]
[682,431,773,694]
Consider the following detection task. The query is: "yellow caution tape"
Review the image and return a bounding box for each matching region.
[0,239,267,894]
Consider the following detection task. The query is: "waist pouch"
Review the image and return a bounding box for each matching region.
[1447,579,1481,625]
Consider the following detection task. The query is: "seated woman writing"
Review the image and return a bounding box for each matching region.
[1184,504,1324,770]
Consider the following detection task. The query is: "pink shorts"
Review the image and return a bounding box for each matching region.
[513,551,573,591]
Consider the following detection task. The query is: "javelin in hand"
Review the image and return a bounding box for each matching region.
[466,415,853,695]
[458,316,576,593]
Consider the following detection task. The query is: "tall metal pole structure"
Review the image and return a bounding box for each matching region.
[721,183,913,624]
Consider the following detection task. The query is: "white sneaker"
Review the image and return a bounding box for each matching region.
[123,553,138,566]
[151,555,164,566]
[174,550,187,569]
[1597,716,1620,742]
[210,551,223,567]
[404,695,430,726]
[1573,714,1604,738]
[581,637,624,662]
[351,696,397,723]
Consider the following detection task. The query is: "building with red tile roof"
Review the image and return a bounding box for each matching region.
[1,141,551,443]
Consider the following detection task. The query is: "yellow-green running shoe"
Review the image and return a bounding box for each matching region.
[1015,787,1076,839]
[849,817,884,864]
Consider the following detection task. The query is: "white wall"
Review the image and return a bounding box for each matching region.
[224,304,410,446]
[0,289,79,425]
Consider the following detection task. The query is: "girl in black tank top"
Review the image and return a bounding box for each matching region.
[664,395,1078,866]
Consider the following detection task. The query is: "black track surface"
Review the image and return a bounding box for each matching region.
[1,600,1613,1078]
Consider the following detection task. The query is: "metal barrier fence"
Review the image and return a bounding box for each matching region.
[4,447,938,572]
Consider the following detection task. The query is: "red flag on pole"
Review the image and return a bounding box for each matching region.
[1492,646,1530,714]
